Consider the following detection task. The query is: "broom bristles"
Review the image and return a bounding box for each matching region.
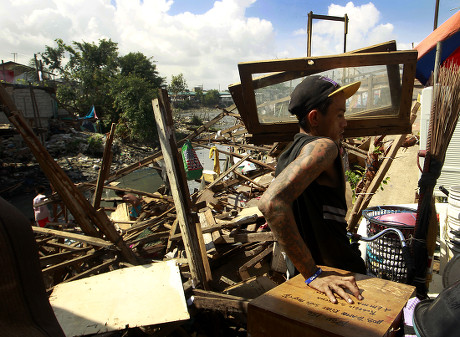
[430,63,460,163]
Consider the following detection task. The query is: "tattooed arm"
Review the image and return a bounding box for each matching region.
[258,138,362,304]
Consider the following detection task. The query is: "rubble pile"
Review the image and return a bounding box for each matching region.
[1,97,419,336]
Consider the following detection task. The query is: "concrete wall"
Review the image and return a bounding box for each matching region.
[0,85,57,130]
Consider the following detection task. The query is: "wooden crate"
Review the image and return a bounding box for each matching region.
[248,266,415,337]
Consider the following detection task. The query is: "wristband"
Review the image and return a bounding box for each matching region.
[305,267,322,285]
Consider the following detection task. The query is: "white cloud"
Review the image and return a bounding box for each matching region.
[0,0,275,89]
[293,28,307,36]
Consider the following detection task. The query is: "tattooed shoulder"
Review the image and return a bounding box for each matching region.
[299,138,337,160]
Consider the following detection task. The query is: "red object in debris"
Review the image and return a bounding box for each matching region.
[374,212,417,227]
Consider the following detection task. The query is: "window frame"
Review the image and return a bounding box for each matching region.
[228,41,418,144]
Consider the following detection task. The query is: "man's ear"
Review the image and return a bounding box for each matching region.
[307,109,320,127]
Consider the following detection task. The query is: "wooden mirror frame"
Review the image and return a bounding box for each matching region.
[228,41,418,144]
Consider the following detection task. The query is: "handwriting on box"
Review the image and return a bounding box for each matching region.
[281,293,392,327]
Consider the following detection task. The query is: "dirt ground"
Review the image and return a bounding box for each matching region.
[367,139,420,208]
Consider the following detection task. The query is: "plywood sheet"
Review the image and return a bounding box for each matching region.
[248,265,415,337]
[50,260,189,336]
[110,203,130,223]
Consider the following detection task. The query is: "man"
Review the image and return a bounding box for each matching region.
[258,75,366,304]
[33,185,51,227]
[115,190,142,219]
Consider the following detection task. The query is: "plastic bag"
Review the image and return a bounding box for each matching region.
[181,140,203,180]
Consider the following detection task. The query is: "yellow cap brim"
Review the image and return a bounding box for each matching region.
[328,81,361,99]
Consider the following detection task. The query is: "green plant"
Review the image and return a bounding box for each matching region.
[86,134,104,156]
[380,176,390,191]
[345,166,364,201]
[65,138,82,153]
[190,114,203,126]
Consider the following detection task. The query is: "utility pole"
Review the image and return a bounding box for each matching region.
[433,0,440,30]
[11,53,17,62]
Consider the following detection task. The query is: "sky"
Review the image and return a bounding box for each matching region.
[1,0,458,90]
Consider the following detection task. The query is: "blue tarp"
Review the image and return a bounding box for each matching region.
[78,105,97,120]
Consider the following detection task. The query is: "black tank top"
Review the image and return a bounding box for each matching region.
[275,133,366,274]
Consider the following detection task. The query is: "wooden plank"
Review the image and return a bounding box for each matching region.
[32,227,113,248]
[166,218,179,252]
[152,89,208,289]
[239,244,273,280]
[50,261,189,336]
[220,232,274,244]
[92,123,115,209]
[198,212,217,255]
[223,275,278,299]
[248,265,415,337]
[61,257,118,283]
[42,251,98,274]
[195,143,275,171]
[110,203,131,229]
[194,218,213,284]
[234,171,267,190]
[192,289,249,314]
[94,209,139,265]
[41,240,85,251]
[204,208,224,244]
[39,247,92,267]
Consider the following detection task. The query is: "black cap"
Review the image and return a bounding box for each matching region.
[288,75,361,120]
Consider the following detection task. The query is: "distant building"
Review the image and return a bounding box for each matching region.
[0,61,36,84]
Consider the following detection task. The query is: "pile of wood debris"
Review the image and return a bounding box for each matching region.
[0,86,419,337]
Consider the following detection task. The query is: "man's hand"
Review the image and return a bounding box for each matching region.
[308,271,363,304]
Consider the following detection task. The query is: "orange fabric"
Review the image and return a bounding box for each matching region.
[415,10,460,59]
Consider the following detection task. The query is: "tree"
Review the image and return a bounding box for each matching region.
[119,52,164,88]
[194,87,204,105]
[110,74,158,142]
[203,89,220,107]
[168,73,188,98]
[40,39,165,144]
[41,38,119,119]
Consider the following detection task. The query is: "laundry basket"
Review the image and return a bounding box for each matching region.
[362,206,417,283]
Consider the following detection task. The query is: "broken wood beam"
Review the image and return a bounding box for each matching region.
[32,227,113,248]
[219,232,274,244]
[153,89,209,289]
[192,289,249,314]
[42,250,98,275]
[39,247,92,267]
[197,212,217,256]
[93,209,139,265]
[194,142,275,172]
[92,123,116,209]
[234,171,267,190]
[238,243,273,281]
[61,257,118,284]
[203,153,251,192]
[85,183,174,203]
[204,209,224,244]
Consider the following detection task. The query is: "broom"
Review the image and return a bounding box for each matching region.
[409,63,460,297]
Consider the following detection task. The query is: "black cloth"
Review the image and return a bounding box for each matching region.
[275,133,366,274]
[0,197,65,336]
